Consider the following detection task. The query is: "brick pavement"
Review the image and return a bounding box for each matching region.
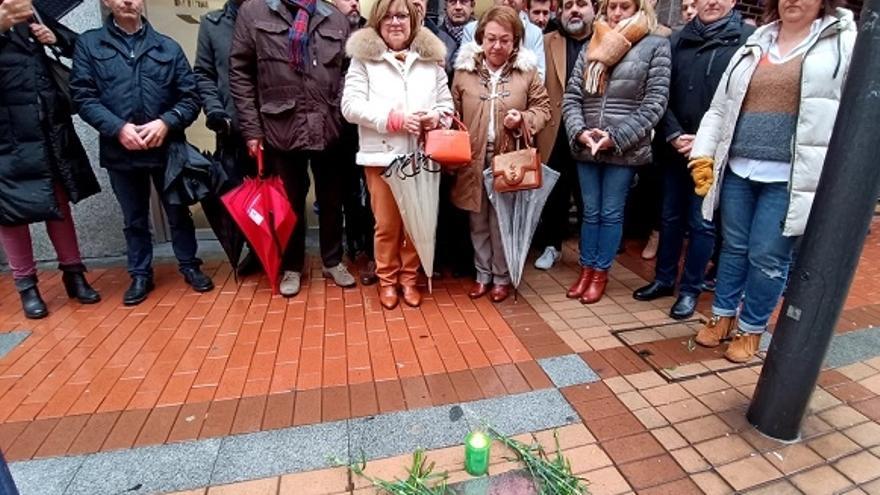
[1,218,878,494]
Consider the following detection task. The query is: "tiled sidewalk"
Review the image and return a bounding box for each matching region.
[1,219,879,494]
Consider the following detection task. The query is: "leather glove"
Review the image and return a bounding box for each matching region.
[206,112,231,134]
[688,156,714,197]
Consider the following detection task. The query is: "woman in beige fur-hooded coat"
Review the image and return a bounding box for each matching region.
[449,5,550,303]
[341,0,453,310]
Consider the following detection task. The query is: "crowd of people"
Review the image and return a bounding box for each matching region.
[0,0,857,363]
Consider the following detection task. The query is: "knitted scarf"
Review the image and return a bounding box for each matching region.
[444,16,466,44]
[691,10,738,41]
[283,0,316,71]
[583,11,650,95]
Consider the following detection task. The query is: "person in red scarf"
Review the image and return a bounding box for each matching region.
[230,0,354,297]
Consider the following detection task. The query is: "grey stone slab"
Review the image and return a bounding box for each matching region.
[64,438,221,495]
[211,420,348,485]
[458,390,578,437]
[9,456,84,495]
[0,331,29,360]
[825,327,880,368]
[449,469,538,495]
[349,406,470,461]
[536,355,600,388]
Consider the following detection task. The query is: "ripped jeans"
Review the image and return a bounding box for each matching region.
[712,171,797,334]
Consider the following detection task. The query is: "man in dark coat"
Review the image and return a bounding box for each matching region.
[0,6,102,318]
[230,0,354,297]
[193,0,262,276]
[632,0,755,319]
[71,0,213,306]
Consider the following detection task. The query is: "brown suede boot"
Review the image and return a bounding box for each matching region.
[724,331,762,363]
[695,315,735,348]
[579,269,608,304]
[567,267,593,299]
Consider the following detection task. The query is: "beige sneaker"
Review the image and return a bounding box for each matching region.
[279,271,301,297]
[724,331,762,363]
[695,315,735,348]
[323,263,356,288]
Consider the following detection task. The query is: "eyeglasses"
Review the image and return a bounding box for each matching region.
[483,36,513,47]
[382,12,411,23]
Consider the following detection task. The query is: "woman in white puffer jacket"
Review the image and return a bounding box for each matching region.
[342,0,453,310]
[687,0,856,363]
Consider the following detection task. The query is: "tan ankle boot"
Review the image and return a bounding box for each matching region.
[724,332,762,363]
[695,315,735,348]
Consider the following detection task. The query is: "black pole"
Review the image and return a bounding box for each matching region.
[746,0,880,441]
[0,449,20,495]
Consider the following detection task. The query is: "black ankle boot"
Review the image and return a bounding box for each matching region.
[15,276,48,319]
[61,270,101,304]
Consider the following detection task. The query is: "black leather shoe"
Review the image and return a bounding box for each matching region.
[123,277,154,306]
[670,293,698,320]
[181,267,214,292]
[236,251,262,277]
[62,272,101,304]
[633,281,674,301]
[20,286,48,319]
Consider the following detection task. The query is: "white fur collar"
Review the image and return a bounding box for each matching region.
[453,41,538,73]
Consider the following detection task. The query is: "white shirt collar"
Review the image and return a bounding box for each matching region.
[767,17,825,63]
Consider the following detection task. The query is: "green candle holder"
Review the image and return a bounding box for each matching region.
[464,430,491,476]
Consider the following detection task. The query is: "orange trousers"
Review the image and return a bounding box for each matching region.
[363,167,420,288]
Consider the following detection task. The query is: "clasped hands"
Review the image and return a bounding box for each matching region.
[118,120,169,151]
[388,109,442,135]
[577,128,613,156]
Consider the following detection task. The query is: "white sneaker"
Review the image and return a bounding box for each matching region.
[535,246,561,270]
[279,271,301,297]
[322,263,356,288]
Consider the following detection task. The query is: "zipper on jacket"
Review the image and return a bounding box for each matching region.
[705,48,718,77]
[785,18,840,227]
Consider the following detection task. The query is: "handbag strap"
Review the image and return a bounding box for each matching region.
[499,119,533,154]
[450,114,468,133]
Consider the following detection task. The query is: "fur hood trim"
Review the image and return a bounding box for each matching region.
[346,26,447,62]
[453,41,538,73]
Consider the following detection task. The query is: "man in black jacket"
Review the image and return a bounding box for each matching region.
[71,0,213,306]
[632,0,754,319]
[193,0,262,277]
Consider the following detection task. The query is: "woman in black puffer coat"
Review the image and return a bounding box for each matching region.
[0,10,101,319]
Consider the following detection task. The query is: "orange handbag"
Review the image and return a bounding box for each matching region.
[492,122,542,193]
[424,115,472,170]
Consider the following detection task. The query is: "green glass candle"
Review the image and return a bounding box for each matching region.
[464,431,491,476]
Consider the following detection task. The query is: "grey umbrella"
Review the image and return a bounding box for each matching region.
[482,165,561,289]
[382,142,442,292]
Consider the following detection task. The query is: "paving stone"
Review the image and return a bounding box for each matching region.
[212,422,347,485]
[536,354,600,388]
[825,327,880,368]
[9,455,84,495]
[208,477,279,495]
[695,435,756,466]
[65,438,222,495]
[459,389,579,437]
[716,455,783,492]
[808,432,862,461]
[843,421,880,448]
[763,443,825,476]
[0,330,30,360]
[744,479,804,495]
[349,406,469,460]
[448,469,538,495]
[669,447,711,474]
[790,465,854,495]
[690,471,733,495]
[580,465,631,495]
[834,451,880,484]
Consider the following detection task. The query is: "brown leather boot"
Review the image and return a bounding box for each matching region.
[579,269,608,304]
[401,285,422,307]
[724,331,762,363]
[567,267,593,299]
[695,315,735,348]
[379,285,399,310]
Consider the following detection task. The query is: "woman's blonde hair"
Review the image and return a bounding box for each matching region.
[596,0,658,31]
[367,0,421,47]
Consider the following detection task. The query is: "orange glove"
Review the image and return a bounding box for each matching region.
[688,157,714,197]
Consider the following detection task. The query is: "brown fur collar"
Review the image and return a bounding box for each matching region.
[346,26,447,63]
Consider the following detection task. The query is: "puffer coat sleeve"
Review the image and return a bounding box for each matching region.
[605,40,671,154]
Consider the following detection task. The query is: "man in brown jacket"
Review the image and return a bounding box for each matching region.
[533,0,593,270]
[230,0,354,297]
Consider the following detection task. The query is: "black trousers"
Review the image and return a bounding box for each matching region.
[107,167,201,278]
[264,147,344,272]
[336,124,374,260]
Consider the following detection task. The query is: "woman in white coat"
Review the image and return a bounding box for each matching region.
[688,0,856,363]
[342,0,454,310]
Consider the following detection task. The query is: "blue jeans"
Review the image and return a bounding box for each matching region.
[712,171,797,334]
[655,160,716,295]
[576,161,636,270]
[108,168,201,278]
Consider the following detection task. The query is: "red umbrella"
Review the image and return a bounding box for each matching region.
[221,147,296,294]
